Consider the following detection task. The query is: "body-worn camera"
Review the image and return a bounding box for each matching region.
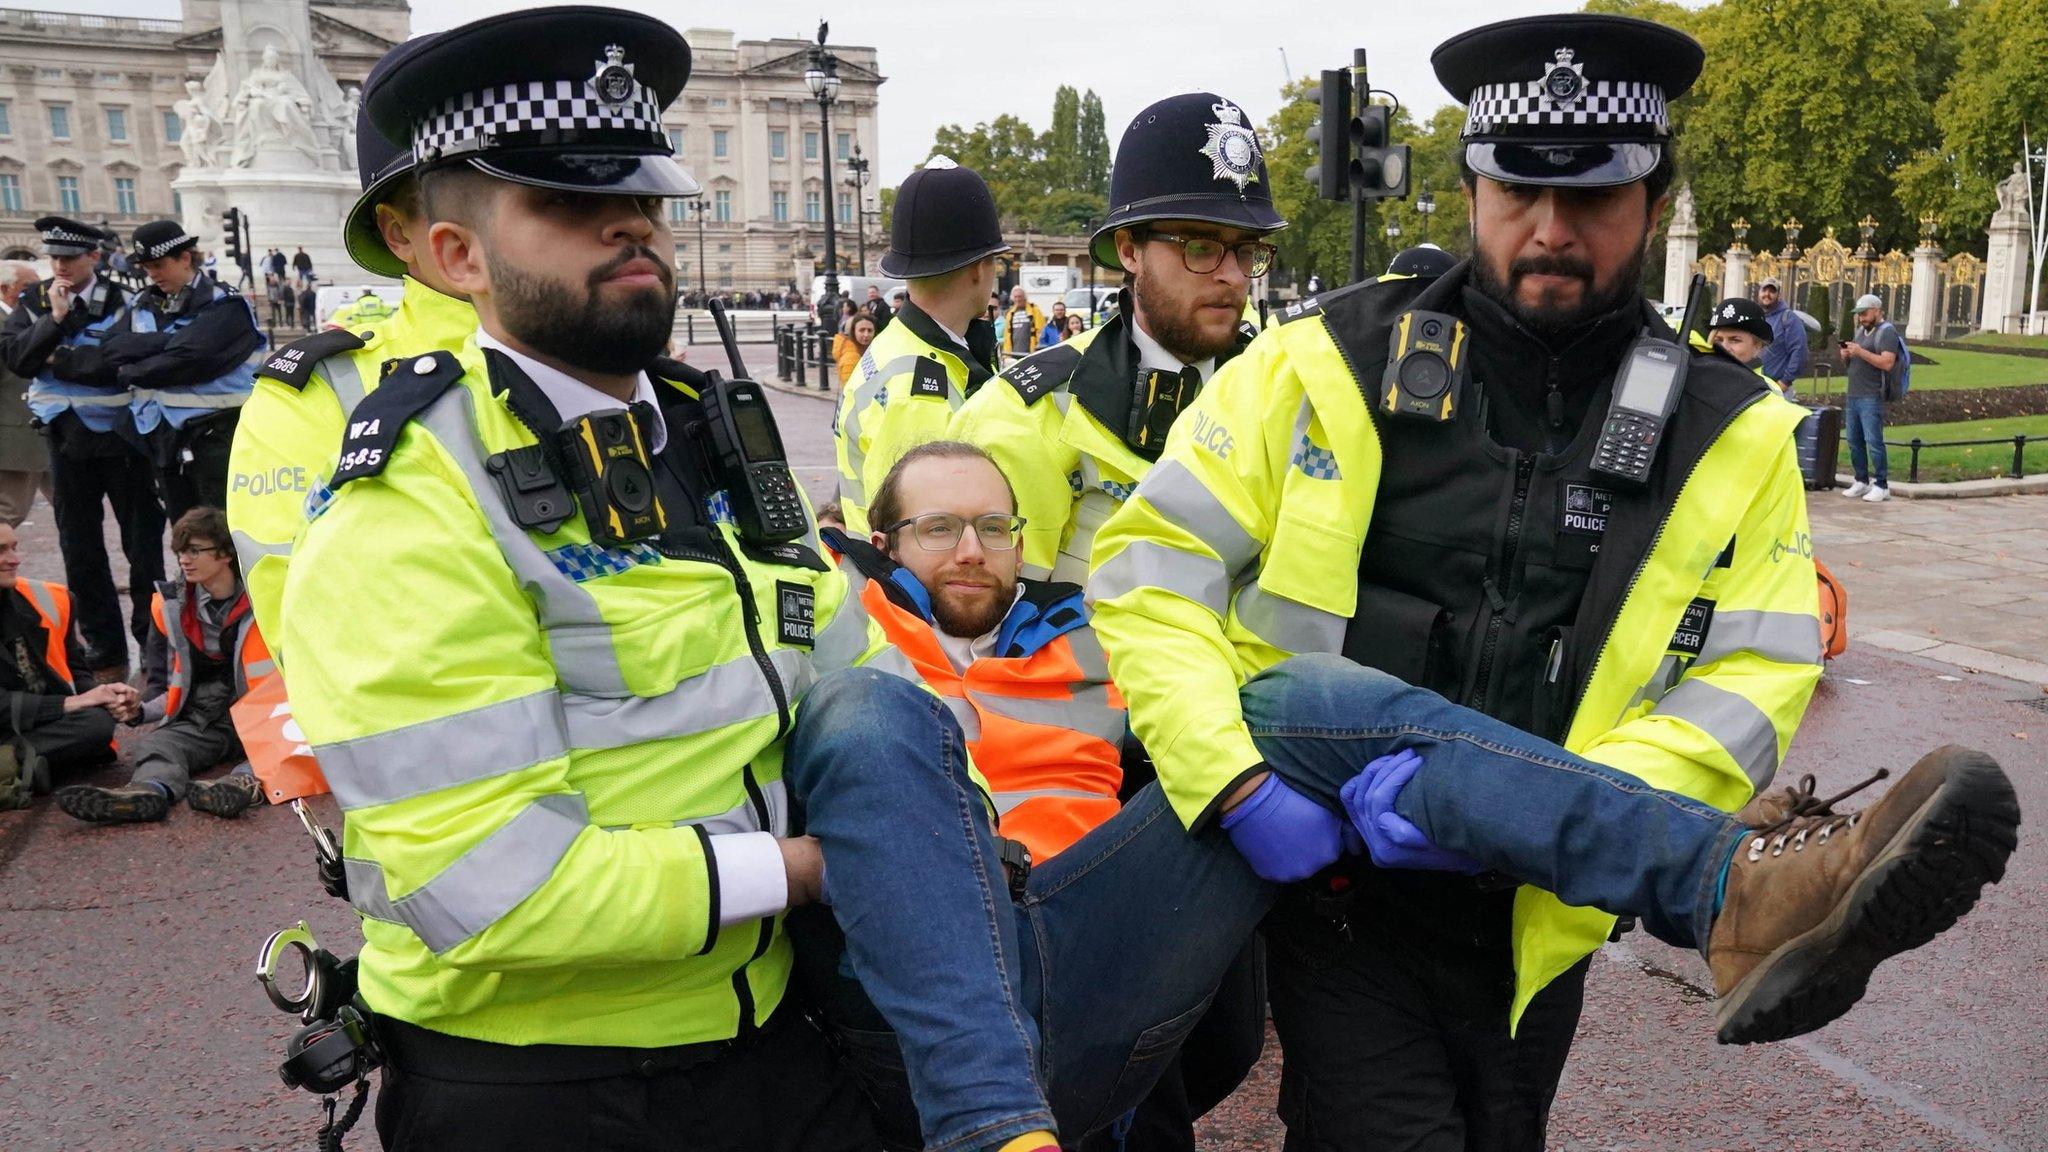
[1381,309,1469,423]
[556,407,667,546]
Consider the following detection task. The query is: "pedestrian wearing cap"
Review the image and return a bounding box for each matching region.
[1756,277,1808,392]
[951,92,1280,585]
[0,216,162,682]
[1089,16,1830,1149]
[89,219,265,521]
[1707,295,1776,376]
[227,29,479,648]
[831,155,1006,534]
[1838,293,1901,502]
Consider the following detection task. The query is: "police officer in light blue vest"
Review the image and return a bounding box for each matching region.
[115,220,264,520]
[0,216,162,681]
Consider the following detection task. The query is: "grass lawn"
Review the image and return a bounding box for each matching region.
[1795,347,2048,394]
[1953,331,2048,352]
[1873,413,2048,482]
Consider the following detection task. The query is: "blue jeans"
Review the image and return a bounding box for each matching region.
[782,659,1747,1151]
[1844,394,1888,486]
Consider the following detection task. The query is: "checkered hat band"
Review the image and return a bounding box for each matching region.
[137,234,195,260]
[1463,80,1667,135]
[42,228,98,247]
[414,79,665,160]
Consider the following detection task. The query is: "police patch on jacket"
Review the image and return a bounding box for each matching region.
[775,580,816,647]
[1668,596,1715,658]
[330,352,464,487]
[256,328,368,390]
[911,358,949,399]
[1559,483,1614,540]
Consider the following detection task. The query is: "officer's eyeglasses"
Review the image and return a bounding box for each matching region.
[882,513,1027,552]
[1143,231,1277,278]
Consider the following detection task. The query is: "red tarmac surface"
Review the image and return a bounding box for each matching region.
[0,368,2039,1151]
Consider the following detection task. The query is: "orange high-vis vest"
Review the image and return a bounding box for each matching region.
[827,530,1127,862]
[149,580,275,721]
[13,578,77,689]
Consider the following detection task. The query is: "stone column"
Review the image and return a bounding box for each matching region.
[1663,183,1698,305]
[1907,242,1943,341]
[1982,163,2033,333]
[1723,247,1750,300]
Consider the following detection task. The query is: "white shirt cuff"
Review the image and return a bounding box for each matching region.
[708,832,788,927]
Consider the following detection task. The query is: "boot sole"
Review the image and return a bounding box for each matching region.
[1715,747,2020,1044]
[187,783,256,819]
[56,786,170,825]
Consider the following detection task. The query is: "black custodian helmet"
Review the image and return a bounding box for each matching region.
[1089,93,1286,270]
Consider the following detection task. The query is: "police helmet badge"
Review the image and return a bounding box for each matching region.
[1719,302,1739,323]
[589,44,636,108]
[1539,47,1586,108]
[1199,101,1261,192]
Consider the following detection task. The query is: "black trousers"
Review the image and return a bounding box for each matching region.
[46,415,165,670]
[149,409,240,523]
[373,1002,878,1152]
[1263,886,1590,1152]
[1,706,117,787]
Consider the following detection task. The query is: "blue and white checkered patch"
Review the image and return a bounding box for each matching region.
[545,540,664,582]
[1098,478,1134,502]
[303,481,336,522]
[1067,470,1085,495]
[1292,434,1342,480]
[705,489,736,527]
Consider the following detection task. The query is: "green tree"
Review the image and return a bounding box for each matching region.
[1079,91,1111,196]
[1897,0,2048,248]
[1678,0,1940,255]
[1046,85,1082,191]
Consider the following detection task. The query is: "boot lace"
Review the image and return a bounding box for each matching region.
[1745,768,1890,862]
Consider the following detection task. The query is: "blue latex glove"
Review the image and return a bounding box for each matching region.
[1340,749,1485,874]
[1222,772,1346,882]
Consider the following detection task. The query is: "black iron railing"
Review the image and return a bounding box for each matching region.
[1884,435,2030,483]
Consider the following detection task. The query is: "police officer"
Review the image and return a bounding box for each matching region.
[1706,295,1776,379]
[226,30,475,645]
[1088,15,1842,1149]
[117,219,264,520]
[950,92,1280,584]
[831,157,1007,533]
[0,217,160,681]
[277,10,901,1147]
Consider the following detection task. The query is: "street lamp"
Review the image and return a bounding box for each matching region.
[1384,217,1402,241]
[843,142,870,275]
[689,195,708,300]
[1415,185,1435,245]
[804,21,843,331]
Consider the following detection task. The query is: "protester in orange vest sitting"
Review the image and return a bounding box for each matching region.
[58,506,272,823]
[808,439,1263,1151]
[0,520,127,794]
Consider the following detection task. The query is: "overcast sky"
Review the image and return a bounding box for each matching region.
[41,0,1639,181]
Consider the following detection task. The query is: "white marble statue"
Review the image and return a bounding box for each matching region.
[1995,161,2028,220]
[230,46,321,167]
[173,79,226,167]
[1672,183,1696,230]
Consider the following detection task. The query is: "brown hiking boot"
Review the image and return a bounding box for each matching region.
[1710,746,2019,1045]
[57,783,171,824]
[188,772,264,819]
[1733,770,1892,828]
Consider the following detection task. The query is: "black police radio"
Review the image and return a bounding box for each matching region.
[1591,274,1706,488]
[701,298,808,545]
[1381,309,1470,422]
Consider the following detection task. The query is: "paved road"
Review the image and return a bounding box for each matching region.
[0,369,2038,1151]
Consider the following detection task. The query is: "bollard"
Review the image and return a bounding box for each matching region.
[795,335,807,389]
[687,314,696,346]
[2014,435,2028,480]
[1908,438,1923,484]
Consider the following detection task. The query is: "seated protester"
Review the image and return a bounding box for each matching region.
[57,507,269,823]
[803,441,1265,1152]
[0,520,127,790]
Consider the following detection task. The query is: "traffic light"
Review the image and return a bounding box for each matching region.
[1305,65,1411,202]
[220,208,243,266]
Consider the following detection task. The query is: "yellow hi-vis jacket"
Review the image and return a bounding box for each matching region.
[832,299,997,535]
[279,338,921,1048]
[228,279,474,649]
[1089,281,1822,1029]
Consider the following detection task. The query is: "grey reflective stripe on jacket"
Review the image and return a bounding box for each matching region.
[346,792,589,954]
[992,786,1106,816]
[970,682,1126,744]
[130,389,248,409]
[18,580,59,627]
[1648,677,1781,789]
[837,353,923,505]
[1055,450,1127,586]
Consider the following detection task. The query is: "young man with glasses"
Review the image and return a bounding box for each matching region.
[58,506,271,823]
[951,92,1281,584]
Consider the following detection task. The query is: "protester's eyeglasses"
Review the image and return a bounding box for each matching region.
[882,512,1027,552]
[1143,231,1277,278]
[175,544,227,558]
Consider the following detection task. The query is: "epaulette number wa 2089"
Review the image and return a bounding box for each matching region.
[255,328,368,390]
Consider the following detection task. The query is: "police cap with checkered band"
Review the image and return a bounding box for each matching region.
[129,220,199,263]
[365,6,700,198]
[1089,92,1285,270]
[1433,14,1703,188]
[36,216,109,258]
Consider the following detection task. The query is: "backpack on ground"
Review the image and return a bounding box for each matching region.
[1815,558,1849,660]
[1879,322,1911,400]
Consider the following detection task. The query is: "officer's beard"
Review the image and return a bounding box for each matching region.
[489,245,675,375]
[929,566,1016,640]
[1471,231,1647,339]
[1132,270,1243,362]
